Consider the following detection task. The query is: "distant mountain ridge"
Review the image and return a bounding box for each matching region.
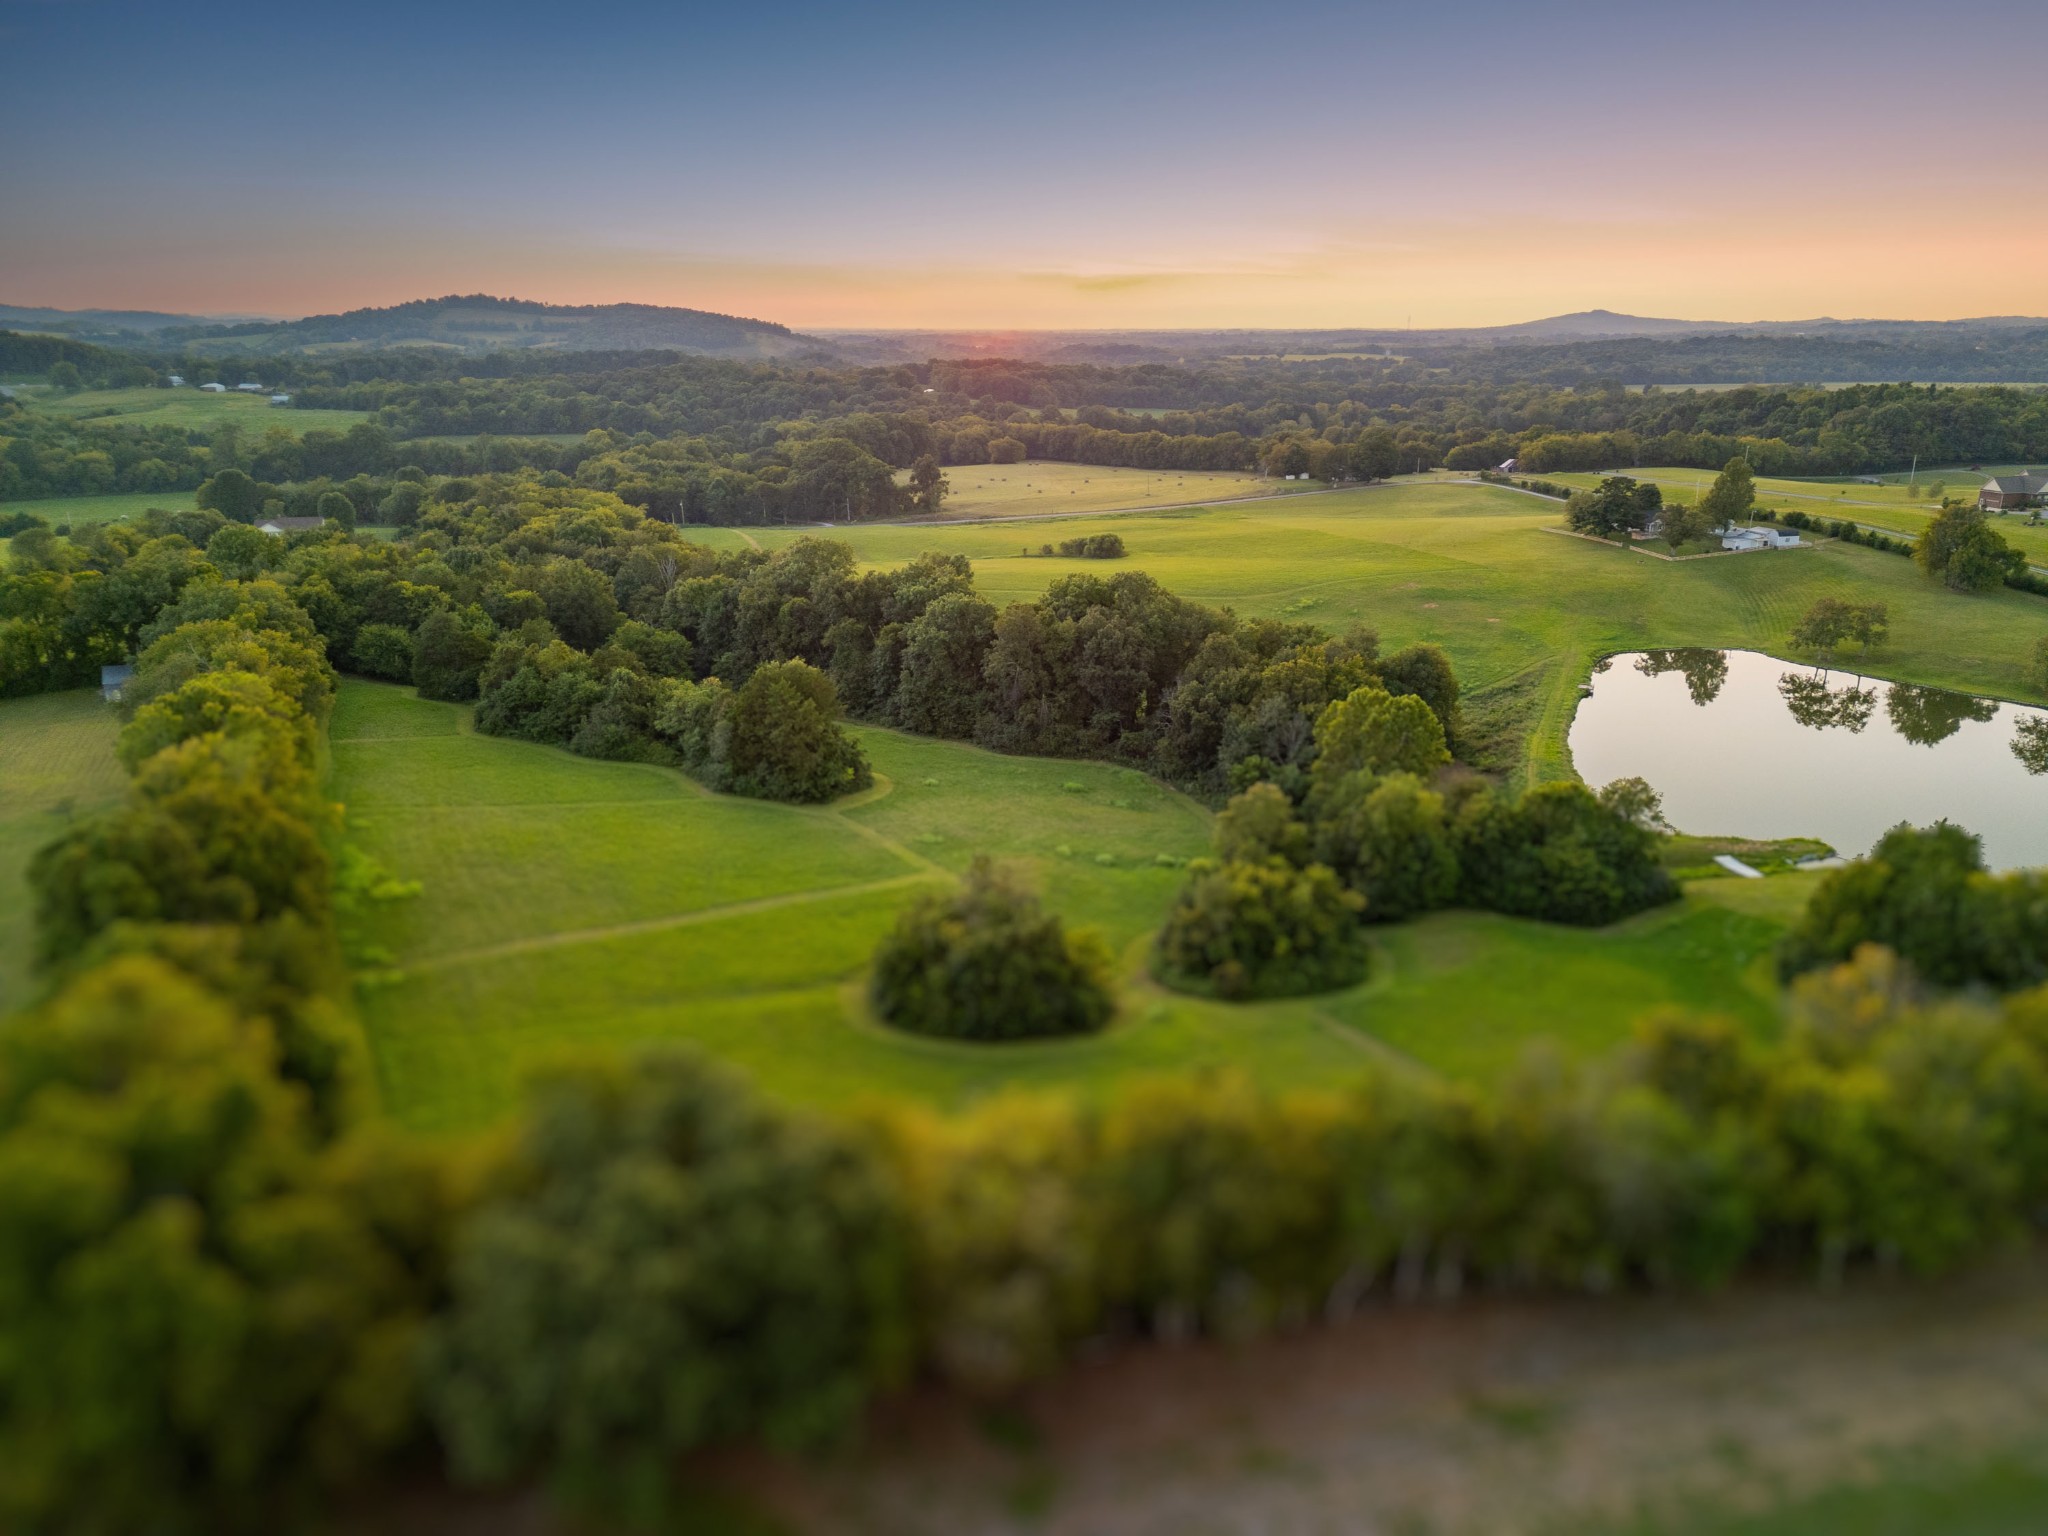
[149,294,830,360]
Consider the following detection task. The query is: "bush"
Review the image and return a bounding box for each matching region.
[1778,822,2048,991]
[988,436,1026,465]
[871,859,1115,1040]
[1154,858,1369,999]
[351,622,415,681]
[1454,780,1677,926]
[722,659,872,802]
[1056,533,1126,559]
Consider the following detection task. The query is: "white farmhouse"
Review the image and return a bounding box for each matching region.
[1719,525,1803,551]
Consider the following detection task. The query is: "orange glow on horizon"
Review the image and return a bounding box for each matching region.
[9,209,2048,331]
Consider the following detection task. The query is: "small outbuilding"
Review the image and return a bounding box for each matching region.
[199,381,228,392]
[269,393,292,405]
[166,374,184,387]
[1718,525,1803,551]
[99,663,134,703]
[257,516,327,536]
[235,382,265,393]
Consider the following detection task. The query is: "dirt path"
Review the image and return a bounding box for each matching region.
[405,871,942,972]
[718,1249,2048,1536]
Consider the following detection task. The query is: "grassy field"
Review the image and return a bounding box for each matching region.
[334,681,1821,1131]
[12,384,369,436]
[690,479,2048,783]
[1540,465,2048,564]
[895,460,1297,519]
[0,489,200,528]
[0,692,127,1014]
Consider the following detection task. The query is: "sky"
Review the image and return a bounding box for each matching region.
[5,0,2047,329]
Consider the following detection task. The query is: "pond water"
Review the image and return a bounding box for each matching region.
[1568,650,2048,869]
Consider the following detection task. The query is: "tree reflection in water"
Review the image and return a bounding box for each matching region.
[1779,670,1878,733]
[1636,648,1729,706]
[1886,682,2000,747]
[2014,716,2048,776]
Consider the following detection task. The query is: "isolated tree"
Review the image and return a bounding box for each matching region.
[1695,457,1756,533]
[1915,503,2024,592]
[1568,475,1661,540]
[47,360,81,390]
[987,436,1026,465]
[871,858,1115,1040]
[907,454,949,515]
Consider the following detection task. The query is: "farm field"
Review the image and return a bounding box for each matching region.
[12,384,370,436]
[0,691,127,1014]
[1540,465,2048,565]
[892,459,1301,518]
[696,478,2048,782]
[333,681,1820,1132]
[0,489,200,528]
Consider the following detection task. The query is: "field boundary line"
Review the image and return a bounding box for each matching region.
[399,871,944,973]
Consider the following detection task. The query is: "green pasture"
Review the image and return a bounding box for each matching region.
[333,681,1821,1132]
[0,691,126,1014]
[16,384,369,437]
[693,479,2048,783]
[893,459,1294,519]
[0,490,199,528]
[1540,466,2048,564]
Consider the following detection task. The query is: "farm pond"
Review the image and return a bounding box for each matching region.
[1569,649,2048,869]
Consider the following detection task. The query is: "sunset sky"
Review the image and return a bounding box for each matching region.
[6,0,2047,329]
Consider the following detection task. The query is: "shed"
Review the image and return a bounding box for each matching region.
[257,516,327,536]
[100,663,134,703]
[269,393,292,405]
[199,382,228,392]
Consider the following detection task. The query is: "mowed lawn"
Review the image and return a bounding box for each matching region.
[0,691,127,1013]
[333,680,1822,1132]
[893,460,1296,519]
[18,384,369,436]
[702,479,2048,781]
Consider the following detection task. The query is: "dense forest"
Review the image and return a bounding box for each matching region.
[5,328,2047,518]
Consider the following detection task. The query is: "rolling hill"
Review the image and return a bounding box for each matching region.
[156,294,831,360]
